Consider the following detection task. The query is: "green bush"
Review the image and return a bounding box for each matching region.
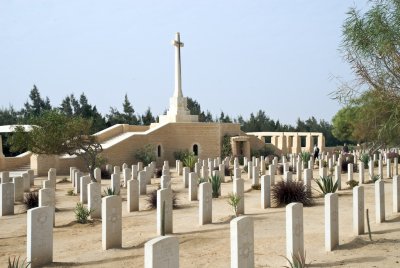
[74,202,93,224]
[173,149,190,161]
[227,193,241,217]
[346,179,359,189]
[183,153,197,171]
[271,181,313,207]
[251,145,276,158]
[209,174,221,198]
[134,144,156,165]
[359,153,369,169]
[315,176,338,195]
[299,151,311,168]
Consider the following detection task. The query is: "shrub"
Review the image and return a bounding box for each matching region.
[198,177,207,185]
[237,155,244,166]
[372,174,381,182]
[227,193,241,217]
[209,174,221,198]
[387,151,399,160]
[315,176,338,195]
[100,168,111,180]
[103,187,119,196]
[221,134,232,158]
[322,160,328,168]
[154,168,162,178]
[374,160,379,167]
[57,177,69,183]
[183,152,197,172]
[251,145,277,158]
[346,180,359,189]
[282,251,309,268]
[134,144,156,166]
[66,189,76,196]
[251,184,261,190]
[173,149,190,161]
[23,191,38,210]
[145,187,178,209]
[225,166,232,176]
[7,256,30,268]
[271,181,313,207]
[74,202,92,224]
[299,151,311,168]
[359,153,369,169]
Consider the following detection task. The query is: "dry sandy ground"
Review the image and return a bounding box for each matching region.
[0,167,399,268]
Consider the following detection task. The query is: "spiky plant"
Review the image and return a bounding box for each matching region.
[197,177,207,185]
[8,256,30,268]
[346,179,359,189]
[359,153,369,169]
[315,176,338,195]
[74,202,93,224]
[103,187,118,196]
[183,153,197,172]
[372,174,381,182]
[146,187,178,209]
[282,251,309,268]
[272,181,313,207]
[23,192,38,210]
[299,151,311,168]
[227,193,241,217]
[209,174,221,198]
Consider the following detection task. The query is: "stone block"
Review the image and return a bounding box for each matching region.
[1,182,14,216]
[88,182,102,219]
[261,175,270,209]
[102,195,122,250]
[157,188,173,235]
[127,179,139,212]
[144,236,179,268]
[230,216,254,268]
[199,182,212,225]
[325,193,339,251]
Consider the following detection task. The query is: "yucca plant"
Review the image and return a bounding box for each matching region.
[74,202,93,224]
[299,151,311,168]
[103,187,118,196]
[208,174,221,198]
[8,256,30,268]
[372,174,380,182]
[282,251,309,268]
[23,191,39,210]
[197,177,207,185]
[315,176,338,195]
[227,193,241,217]
[183,153,197,172]
[272,181,313,207]
[359,153,369,169]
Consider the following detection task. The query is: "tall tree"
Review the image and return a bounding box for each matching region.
[22,85,52,119]
[106,94,139,126]
[141,107,156,125]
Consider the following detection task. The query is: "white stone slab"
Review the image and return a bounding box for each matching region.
[230,216,254,268]
[102,195,122,250]
[144,236,179,268]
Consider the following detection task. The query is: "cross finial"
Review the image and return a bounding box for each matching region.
[173,32,184,48]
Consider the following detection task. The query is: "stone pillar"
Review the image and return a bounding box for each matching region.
[88,182,101,219]
[233,178,245,214]
[27,206,53,267]
[230,216,254,268]
[199,182,212,225]
[80,176,91,204]
[375,180,385,223]
[127,179,139,212]
[144,236,179,268]
[393,175,399,213]
[189,172,198,201]
[353,186,364,235]
[138,171,147,195]
[111,174,120,195]
[261,175,271,209]
[102,195,122,250]
[1,182,14,216]
[325,193,339,251]
[157,188,173,235]
[286,203,304,264]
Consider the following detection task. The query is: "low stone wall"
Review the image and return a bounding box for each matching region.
[0,152,31,171]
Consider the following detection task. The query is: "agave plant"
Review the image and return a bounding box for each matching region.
[282,251,309,268]
[8,256,30,268]
[103,187,119,196]
[183,153,197,172]
[299,151,311,168]
[315,176,338,195]
[208,174,221,198]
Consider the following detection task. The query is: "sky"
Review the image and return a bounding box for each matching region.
[0,0,370,125]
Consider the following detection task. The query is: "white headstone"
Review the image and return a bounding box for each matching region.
[94,167,101,183]
[111,174,120,195]
[27,169,35,186]
[353,186,364,235]
[325,193,339,251]
[39,188,55,226]
[123,168,131,188]
[131,165,138,180]
[157,188,173,235]
[1,171,10,183]
[230,216,254,268]
[335,165,341,190]
[199,182,212,225]
[189,172,198,201]
[375,179,385,223]
[394,175,400,213]
[1,182,14,216]
[13,176,23,202]
[22,172,30,192]
[102,195,122,250]
[138,171,147,195]
[183,167,190,188]
[252,166,259,186]
[27,206,53,267]
[284,171,292,182]
[303,169,312,193]
[286,203,304,264]
[80,175,91,204]
[233,178,245,215]
[144,236,179,268]
[127,179,139,212]
[88,182,101,219]
[161,175,171,189]
[359,162,365,184]
[74,171,82,194]
[269,164,276,185]
[261,175,271,209]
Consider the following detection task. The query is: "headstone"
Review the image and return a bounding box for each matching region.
[48,168,56,185]
[252,166,259,186]
[144,236,179,268]
[218,164,225,183]
[194,163,200,177]
[199,182,212,225]
[201,166,208,180]
[375,179,385,223]
[353,186,364,235]
[319,167,328,178]
[189,172,198,201]
[394,175,400,213]
[28,169,35,186]
[27,206,53,267]
[102,195,122,250]
[13,176,23,202]
[80,175,91,204]
[233,178,245,214]
[22,172,30,192]
[296,161,302,181]
[73,169,79,187]
[335,165,341,190]
[261,175,271,209]
[1,182,14,216]
[161,175,171,189]
[260,156,266,175]
[247,161,253,180]
[127,179,139,212]
[139,171,147,195]
[230,216,254,268]
[284,171,292,182]
[88,182,101,219]
[122,163,128,170]
[387,158,392,178]
[106,164,113,174]
[131,165,138,180]
[234,168,241,179]
[43,180,54,189]
[113,166,121,175]
[1,171,10,183]
[394,157,398,176]
[39,188,55,226]
[74,171,82,194]
[378,159,383,179]
[157,188,173,235]
[94,167,101,183]
[111,174,120,195]
[137,162,143,171]
[303,169,312,193]
[123,168,131,188]
[359,162,365,184]
[177,161,183,176]
[286,203,304,264]
[325,193,339,251]
[70,167,77,184]
[183,167,190,188]
[269,164,276,185]
[348,164,353,181]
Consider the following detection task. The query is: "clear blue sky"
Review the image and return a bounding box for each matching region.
[0,0,369,125]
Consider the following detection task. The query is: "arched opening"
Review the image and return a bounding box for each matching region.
[193,144,198,156]
[157,145,162,157]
